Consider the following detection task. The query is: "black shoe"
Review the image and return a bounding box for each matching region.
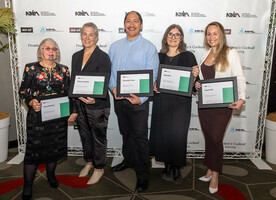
[161,163,172,178]
[172,166,182,184]
[136,179,148,192]
[48,180,59,188]
[22,194,32,200]
[111,162,129,172]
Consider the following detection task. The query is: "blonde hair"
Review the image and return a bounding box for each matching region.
[204,22,230,72]
[37,38,60,62]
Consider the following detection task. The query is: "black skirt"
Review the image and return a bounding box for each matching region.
[24,109,68,164]
[149,92,192,166]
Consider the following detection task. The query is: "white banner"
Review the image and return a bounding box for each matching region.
[13,0,272,153]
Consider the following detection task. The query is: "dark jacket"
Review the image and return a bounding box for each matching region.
[71,46,111,109]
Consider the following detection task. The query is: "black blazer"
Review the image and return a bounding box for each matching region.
[71,46,111,109]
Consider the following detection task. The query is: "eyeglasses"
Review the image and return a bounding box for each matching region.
[167,32,181,39]
[43,47,58,52]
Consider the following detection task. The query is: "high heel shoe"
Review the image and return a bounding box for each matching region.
[79,164,93,177]
[209,176,218,194]
[87,169,104,185]
[199,175,212,182]
[209,186,218,194]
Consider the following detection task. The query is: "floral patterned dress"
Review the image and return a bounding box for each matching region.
[19,62,76,164]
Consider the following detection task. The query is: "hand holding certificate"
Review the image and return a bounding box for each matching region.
[39,96,70,123]
[157,64,194,97]
[198,77,238,109]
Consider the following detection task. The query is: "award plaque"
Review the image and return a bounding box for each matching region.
[157,64,194,97]
[117,70,153,97]
[38,95,70,123]
[69,72,109,98]
[198,77,238,109]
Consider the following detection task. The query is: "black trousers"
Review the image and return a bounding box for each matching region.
[77,103,110,169]
[114,99,150,181]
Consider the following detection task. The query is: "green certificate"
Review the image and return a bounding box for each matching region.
[157,64,194,97]
[117,70,153,97]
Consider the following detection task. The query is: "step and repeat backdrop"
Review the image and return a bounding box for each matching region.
[13,0,271,155]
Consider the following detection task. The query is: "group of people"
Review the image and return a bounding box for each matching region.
[19,11,246,200]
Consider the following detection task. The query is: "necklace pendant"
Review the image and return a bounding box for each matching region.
[46,85,52,91]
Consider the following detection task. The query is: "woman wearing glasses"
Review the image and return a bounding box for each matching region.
[19,38,78,200]
[69,22,111,185]
[150,24,199,184]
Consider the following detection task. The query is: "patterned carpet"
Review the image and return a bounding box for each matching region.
[1,148,276,200]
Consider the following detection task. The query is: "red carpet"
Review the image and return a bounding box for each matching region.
[38,163,46,172]
[217,183,247,200]
[0,178,24,195]
[56,175,90,188]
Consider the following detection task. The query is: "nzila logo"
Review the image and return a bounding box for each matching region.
[226,11,240,17]
[175,11,190,17]
[26,10,39,16]
[75,10,89,16]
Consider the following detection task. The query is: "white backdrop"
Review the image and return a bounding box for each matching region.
[13,0,271,154]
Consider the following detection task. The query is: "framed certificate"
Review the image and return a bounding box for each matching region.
[38,95,70,124]
[157,64,194,97]
[198,77,238,109]
[69,72,109,98]
[117,70,153,97]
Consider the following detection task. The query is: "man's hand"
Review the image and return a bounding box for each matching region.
[112,87,125,100]
[125,93,141,104]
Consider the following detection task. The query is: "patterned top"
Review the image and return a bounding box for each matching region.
[19,62,77,112]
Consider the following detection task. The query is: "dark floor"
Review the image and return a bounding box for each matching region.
[1,148,276,200]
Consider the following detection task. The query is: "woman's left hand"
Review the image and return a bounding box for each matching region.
[153,81,160,93]
[228,99,245,110]
[79,97,96,104]
[192,65,199,77]
[68,113,78,122]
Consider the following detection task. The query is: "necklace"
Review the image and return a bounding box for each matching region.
[169,56,174,62]
[40,61,55,91]
[46,72,52,91]
[44,67,52,91]
[210,51,216,62]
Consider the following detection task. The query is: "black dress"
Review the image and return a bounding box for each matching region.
[19,62,77,164]
[150,51,197,166]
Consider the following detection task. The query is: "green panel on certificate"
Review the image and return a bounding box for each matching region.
[222,87,234,103]
[140,79,150,93]
[178,77,190,92]
[93,81,104,95]
[60,102,70,117]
